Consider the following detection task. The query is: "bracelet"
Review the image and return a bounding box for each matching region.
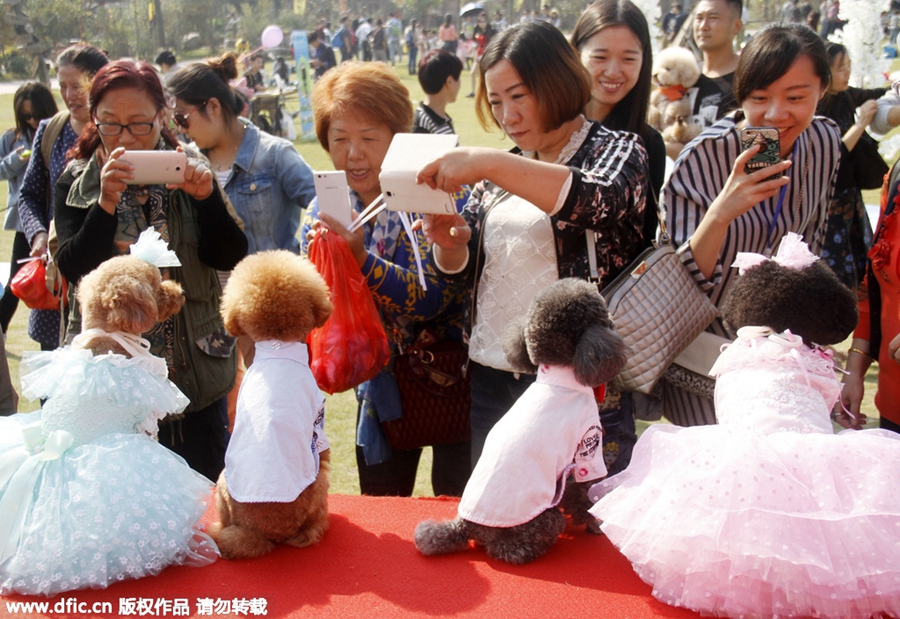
[848,347,872,359]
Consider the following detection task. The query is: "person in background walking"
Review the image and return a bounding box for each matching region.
[406,19,419,74]
[387,11,403,66]
[439,14,458,54]
[0,82,57,338]
[413,50,463,135]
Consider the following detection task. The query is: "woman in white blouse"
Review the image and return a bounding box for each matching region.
[419,21,648,469]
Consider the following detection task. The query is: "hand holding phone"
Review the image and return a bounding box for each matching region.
[313,171,354,229]
[741,127,781,180]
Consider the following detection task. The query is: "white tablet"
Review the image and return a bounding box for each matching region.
[313,170,354,229]
[379,133,459,215]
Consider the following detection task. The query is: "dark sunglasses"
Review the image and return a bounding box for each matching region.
[173,101,208,130]
[18,113,34,122]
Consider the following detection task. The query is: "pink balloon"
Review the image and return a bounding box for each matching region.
[261,25,284,48]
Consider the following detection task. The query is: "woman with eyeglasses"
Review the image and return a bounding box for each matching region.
[53,60,248,481]
[17,44,107,351]
[0,82,57,338]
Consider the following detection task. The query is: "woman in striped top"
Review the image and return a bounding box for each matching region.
[662,23,842,426]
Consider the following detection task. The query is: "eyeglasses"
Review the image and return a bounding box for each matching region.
[173,101,208,129]
[95,112,161,136]
[18,113,34,122]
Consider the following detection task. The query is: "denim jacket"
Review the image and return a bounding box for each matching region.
[211,119,315,254]
[0,129,31,231]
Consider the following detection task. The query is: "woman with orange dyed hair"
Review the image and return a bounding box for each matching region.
[301,62,471,498]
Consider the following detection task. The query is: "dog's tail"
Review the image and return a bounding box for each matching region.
[214,524,276,560]
[414,518,471,556]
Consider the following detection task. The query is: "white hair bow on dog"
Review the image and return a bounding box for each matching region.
[732,232,818,275]
[129,228,181,267]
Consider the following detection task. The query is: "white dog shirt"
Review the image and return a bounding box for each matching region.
[458,364,607,527]
[224,341,328,502]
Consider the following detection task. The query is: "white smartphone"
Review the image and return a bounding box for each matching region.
[313,170,354,228]
[120,150,187,185]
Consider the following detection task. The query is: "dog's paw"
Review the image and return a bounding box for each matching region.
[414,519,470,556]
[585,518,604,536]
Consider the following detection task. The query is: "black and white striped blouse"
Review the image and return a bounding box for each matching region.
[413,102,456,136]
[664,113,842,324]
[660,114,841,426]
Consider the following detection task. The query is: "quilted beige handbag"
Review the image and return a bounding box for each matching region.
[599,221,718,395]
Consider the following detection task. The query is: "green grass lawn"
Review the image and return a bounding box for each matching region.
[0,64,882,497]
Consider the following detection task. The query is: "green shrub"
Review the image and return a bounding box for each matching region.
[1,51,30,78]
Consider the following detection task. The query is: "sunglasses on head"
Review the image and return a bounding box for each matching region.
[173,101,208,130]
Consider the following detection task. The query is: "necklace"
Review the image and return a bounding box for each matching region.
[209,125,245,172]
[521,115,590,164]
[209,143,239,171]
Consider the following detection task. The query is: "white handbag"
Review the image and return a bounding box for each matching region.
[671,331,730,377]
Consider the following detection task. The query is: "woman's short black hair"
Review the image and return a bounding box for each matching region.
[733,23,830,103]
[825,41,847,66]
[155,50,177,67]
[475,21,591,133]
[56,44,109,77]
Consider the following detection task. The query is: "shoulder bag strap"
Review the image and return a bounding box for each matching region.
[41,111,70,170]
[587,208,668,283]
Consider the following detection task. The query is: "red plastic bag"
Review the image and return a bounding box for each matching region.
[306,231,390,394]
[9,257,67,311]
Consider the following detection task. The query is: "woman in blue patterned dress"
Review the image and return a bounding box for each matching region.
[300,61,470,497]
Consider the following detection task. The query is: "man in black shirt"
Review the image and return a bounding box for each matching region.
[666,0,742,159]
[308,30,336,80]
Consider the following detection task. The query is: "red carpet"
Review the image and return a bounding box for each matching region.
[1,495,699,618]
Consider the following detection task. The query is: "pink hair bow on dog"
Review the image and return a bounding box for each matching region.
[732,232,819,274]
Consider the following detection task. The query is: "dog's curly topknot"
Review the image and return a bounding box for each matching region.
[721,260,858,347]
[78,255,185,336]
[220,250,333,342]
[502,278,628,387]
